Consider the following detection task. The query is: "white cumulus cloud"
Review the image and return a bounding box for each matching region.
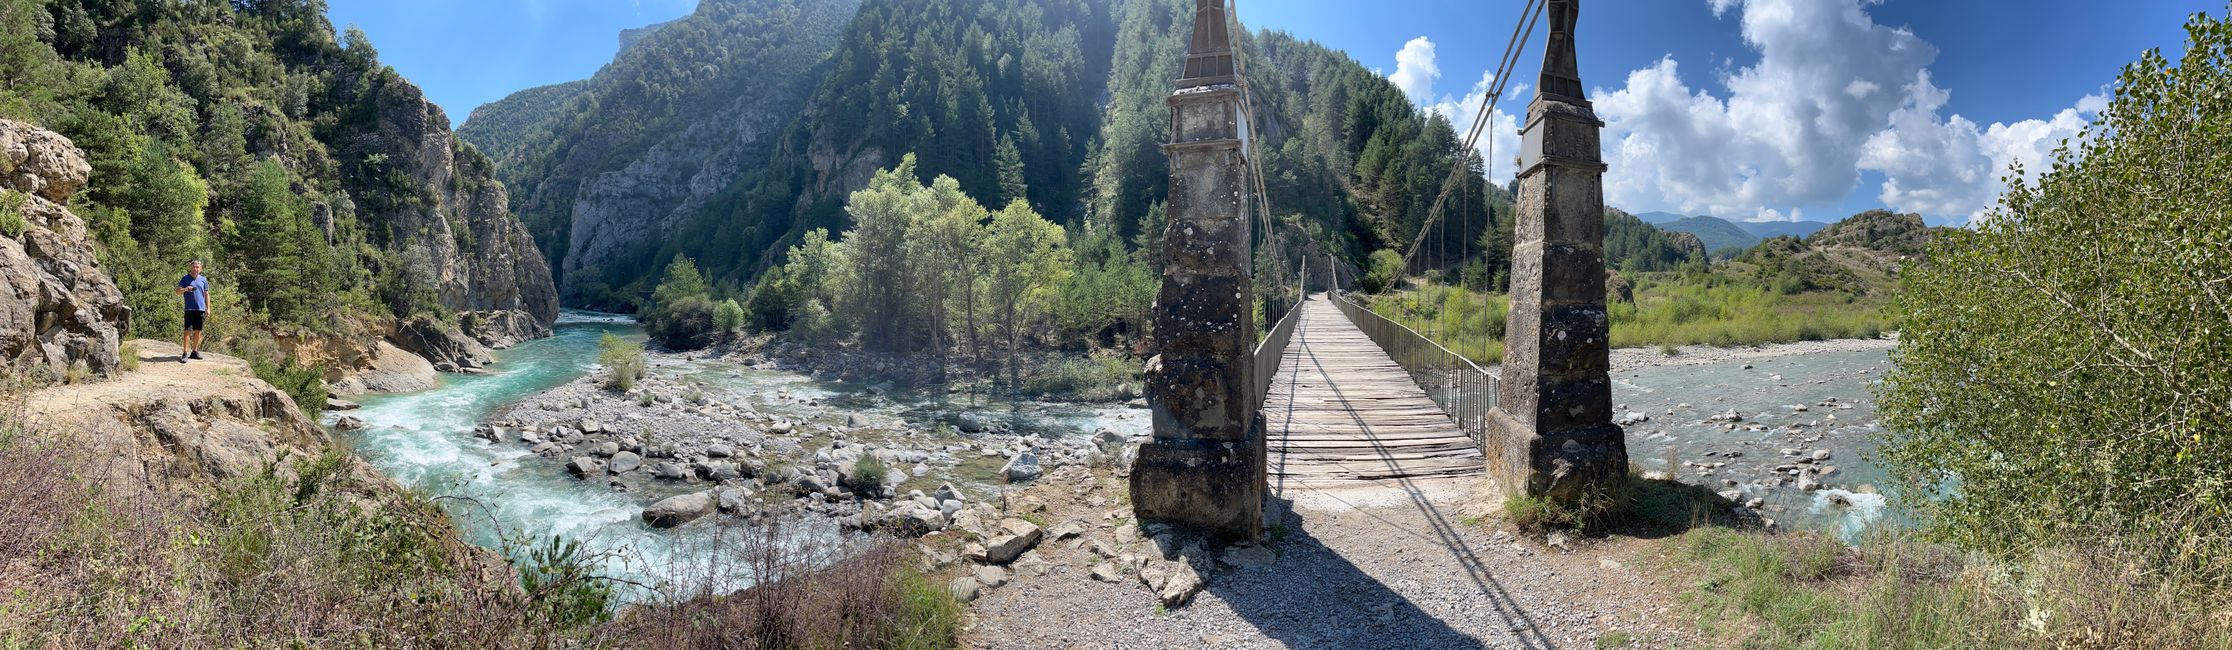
[1386,38,1524,186]
[1594,0,2103,223]
[1388,36,1441,104]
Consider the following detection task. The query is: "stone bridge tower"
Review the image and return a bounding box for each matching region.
[1485,0,1628,498]
[1131,0,1263,541]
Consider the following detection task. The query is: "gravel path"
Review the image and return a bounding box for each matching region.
[964,476,1702,649]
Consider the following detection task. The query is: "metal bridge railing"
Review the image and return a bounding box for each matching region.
[1252,292,1305,404]
[1327,292,1500,443]
[1251,260,1306,407]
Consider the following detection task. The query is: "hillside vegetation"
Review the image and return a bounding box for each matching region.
[1365,207,1916,359]
[466,0,1509,323]
[0,0,556,383]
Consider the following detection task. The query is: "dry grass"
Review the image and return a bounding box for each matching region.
[1674,524,2232,649]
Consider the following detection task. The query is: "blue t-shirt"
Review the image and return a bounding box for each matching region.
[179,274,208,311]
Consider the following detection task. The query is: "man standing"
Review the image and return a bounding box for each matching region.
[176,260,208,363]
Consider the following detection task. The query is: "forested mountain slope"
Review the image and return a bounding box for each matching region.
[457,0,863,307]
[468,0,1512,310]
[0,0,556,349]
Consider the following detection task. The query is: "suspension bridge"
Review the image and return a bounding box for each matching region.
[1132,0,1626,541]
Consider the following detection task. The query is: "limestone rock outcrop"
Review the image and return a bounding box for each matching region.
[24,340,358,492]
[390,314,494,373]
[0,119,128,380]
[337,73,557,339]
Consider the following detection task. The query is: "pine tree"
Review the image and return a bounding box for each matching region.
[228,158,328,328]
[996,134,1029,209]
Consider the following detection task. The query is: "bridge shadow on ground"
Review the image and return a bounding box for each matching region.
[1203,304,1559,649]
[1202,490,1559,650]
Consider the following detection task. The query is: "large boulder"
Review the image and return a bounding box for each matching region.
[0,120,126,380]
[642,491,717,528]
[458,309,548,349]
[330,341,438,395]
[390,314,495,372]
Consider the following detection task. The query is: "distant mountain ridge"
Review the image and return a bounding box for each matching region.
[1630,210,1830,245]
[1659,215,1761,253]
[1740,220,1831,239]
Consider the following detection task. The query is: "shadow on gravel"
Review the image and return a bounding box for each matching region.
[1223,309,1558,649]
[1204,497,1489,649]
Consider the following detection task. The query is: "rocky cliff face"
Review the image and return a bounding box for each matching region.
[0,120,128,380]
[341,72,559,341]
[458,0,863,306]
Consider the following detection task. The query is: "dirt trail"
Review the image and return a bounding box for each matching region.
[24,340,266,422]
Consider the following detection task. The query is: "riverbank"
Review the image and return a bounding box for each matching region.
[458,327,1146,549]
[1612,334,1898,373]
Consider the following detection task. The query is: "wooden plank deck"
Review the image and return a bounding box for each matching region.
[1263,297,1484,486]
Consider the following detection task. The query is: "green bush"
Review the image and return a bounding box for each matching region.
[851,454,889,494]
[713,298,746,335]
[0,190,24,238]
[647,294,717,350]
[1361,249,1404,293]
[1879,10,2232,573]
[597,333,645,391]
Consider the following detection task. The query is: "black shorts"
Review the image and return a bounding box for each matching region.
[183,310,205,332]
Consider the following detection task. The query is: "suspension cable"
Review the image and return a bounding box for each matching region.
[1399,0,1543,276]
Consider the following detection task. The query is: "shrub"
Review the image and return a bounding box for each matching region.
[598,333,645,391]
[229,333,328,416]
[851,455,889,494]
[648,295,719,351]
[0,190,24,238]
[713,298,746,335]
[1879,10,2232,572]
[1361,249,1404,293]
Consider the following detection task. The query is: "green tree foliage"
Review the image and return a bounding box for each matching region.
[757,156,1080,385]
[1878,10,2232,569]
[228,158,334,329]
[713,298,746,335]
[0,0,519,343]
[644,257,720,350]
[1088,0,1506,283]
[982,199,1071,386]
[1361,249,1404,293]
[1605,207,1702,274]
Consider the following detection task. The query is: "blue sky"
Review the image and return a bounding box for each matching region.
[330,0,2221,225]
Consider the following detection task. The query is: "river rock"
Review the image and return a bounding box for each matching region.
[608,451,642,473]
[333,415,366,431]
[1000,451,1042,482]
[974,565,1010,589]
[982,518,1043,565]
[565,457,602,478]
[846,413,869,428]
[948,576,980,602]
[325,398,360,411]
[578,419,604,434]
[1809,449,1832,461]
[642,491,717,528]
[652,461,689,480]
[1090,562,1124,583]
[957,413,989,433]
